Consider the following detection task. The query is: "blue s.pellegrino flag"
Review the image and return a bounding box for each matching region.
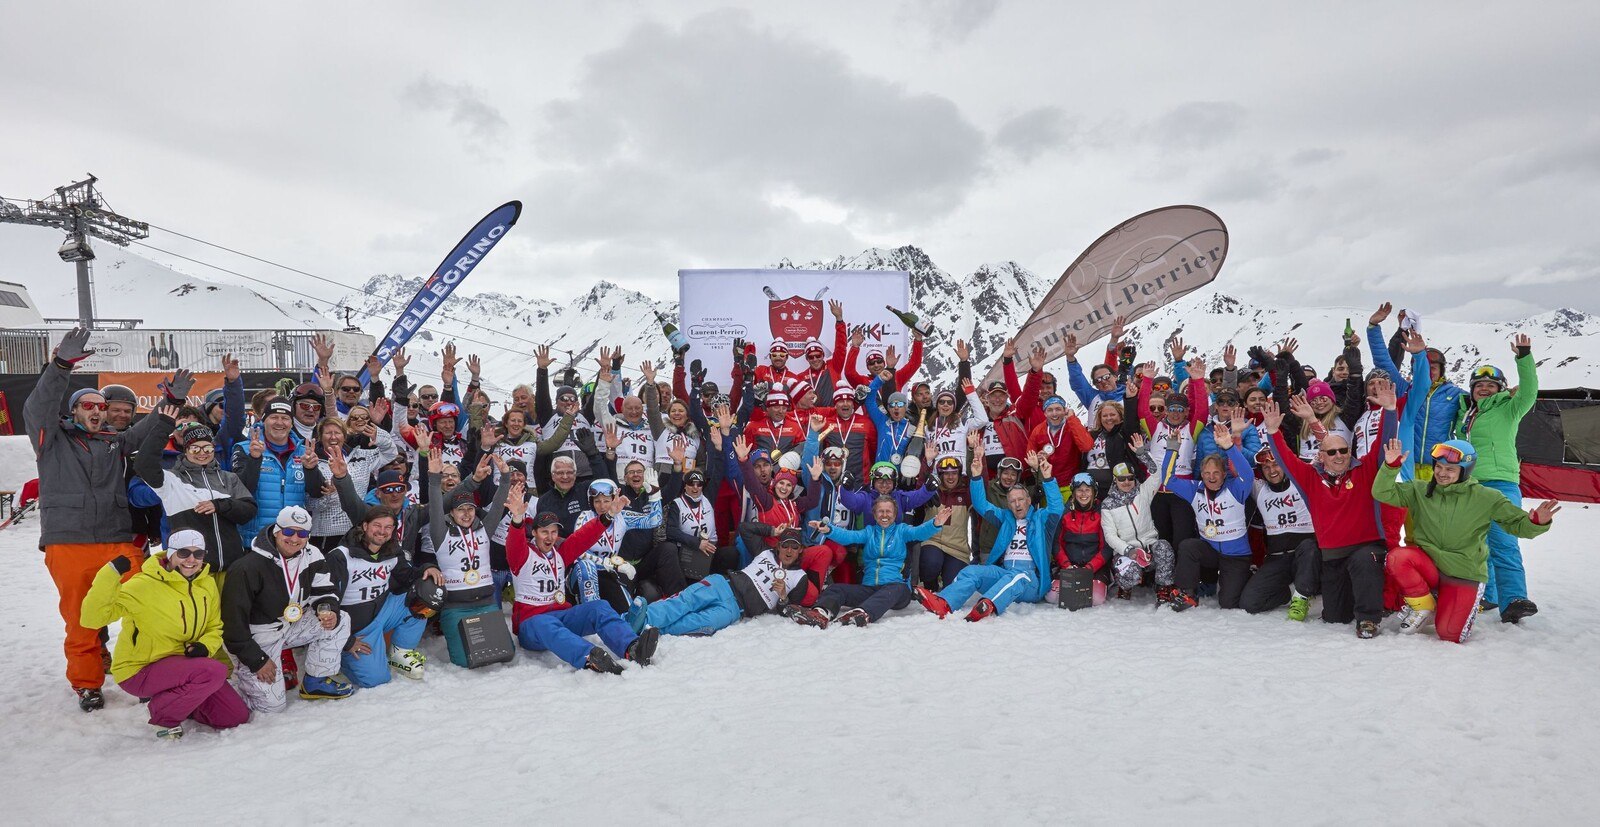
[357,200,522,385]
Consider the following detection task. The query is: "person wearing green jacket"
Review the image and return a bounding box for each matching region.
[80,530,251,738]
[1374,439,1558,644]
[1454,333,1539,622]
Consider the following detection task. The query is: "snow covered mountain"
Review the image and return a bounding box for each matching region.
[4,219,1597,395]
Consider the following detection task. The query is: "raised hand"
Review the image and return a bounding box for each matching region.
[967,428,983,448]
[596,346,612,372]
[1512,333,1532,355]
[604,424,622,451]
[155,403,181,420]
[536,344,553,370]
[1002,338,1017,360]
[163,368,195,401]
[328,448,348,479]
[1139,360,1158,379]
[365,354,383,381]
[1061,332,1079,360]
[640,361,657,384]
[1368,377,1397,411]
[1168,335,1186,363]
[466,354,481,379]
[934,505,953,526]
[668,438,688,467]
[1213,423,1234,451]
[808,519,832,535]
[490,453,509,475]
[849,328,865,349]
[1108,314,1126,344]
[970,454,985,478]
[427,449,443,476]
[1288,393,1314,422]
[1383,437,1405,466]
[1037,458,1053,479]
[392,347,410,375]
[828,298,844,321]
[441,342,459,372]
[1369,302,1393,327]
[733,434,751,462]
[299,448,319,470]
[1186,356,1206,379]
[473,453,493,482]
[1532,499,1561,523]
[1028,342,1046,373]
[1261,401,1284,434]
[1223,343,1237,369]
[1276,337,1299,356]
[883,344,899,368]
[223,352,242,381]
[1402,330,1426,355]
[808,413,826,433]
[507,483,528,520]
[954,339,970,362]
[249,426,264,458]
[54,327,96,363]
[808,455,823,480]
[370,397,391,425]
[311,333,335,366]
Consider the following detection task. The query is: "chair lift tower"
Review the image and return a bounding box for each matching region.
[0,174,150,328]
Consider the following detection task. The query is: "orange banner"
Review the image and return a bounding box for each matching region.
[99,372,226,413]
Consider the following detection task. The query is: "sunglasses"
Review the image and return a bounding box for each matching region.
[186,444,215,454]
[408,404,421,411]
[1431,443,1468,464]
[279,527,310,538]
[420,394,439,401]
[1322,447,1350,456]
[78,401,109,411]
[378,484,407,494]
[339,385,362,393]
[169,547,205,560]
[348,416,370,425]
[1114,475,1136,482]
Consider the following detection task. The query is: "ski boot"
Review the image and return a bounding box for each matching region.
[625,627,660,666]
[964,598,997,622]
[834,607,870,627]
[1286,595,1309,622]
[1155,585,1174,606]
[1168,590,1198,613]
[1500,598,1538,624]
[1356,620,1380,639]
[299,674,356,700]
[913,586,951,619]
[388,647,426,680]
[789,605,832,629]
[155,724,184,740]
[585,647,625,675]
[76,687,104,712]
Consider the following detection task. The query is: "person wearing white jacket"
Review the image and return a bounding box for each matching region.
[1100,459,1176,600]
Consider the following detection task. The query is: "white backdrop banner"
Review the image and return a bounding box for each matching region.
[47,329,375,373]
[678,269,911,389]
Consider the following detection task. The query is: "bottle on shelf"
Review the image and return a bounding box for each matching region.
[146,335,159,369]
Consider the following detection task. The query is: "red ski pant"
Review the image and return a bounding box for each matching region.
[45,542,145,689]
[1385,545,1485,644]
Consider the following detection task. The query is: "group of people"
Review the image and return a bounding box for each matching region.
[24,299,1560,740]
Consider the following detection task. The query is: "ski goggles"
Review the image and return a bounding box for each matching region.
[1431,443,1469,464]
[278,527,311,539]
[1470,366,1504,385]
[996,457,1024,472]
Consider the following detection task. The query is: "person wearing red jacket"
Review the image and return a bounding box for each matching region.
[506,489,659,675]
[1263,379,1398,639]
[844,328,924,391]
[744,389,807,457]
[985,340,1045,474]
[1028,396,1093,492]
[822,386,877,481]
[1056,473,1108,582]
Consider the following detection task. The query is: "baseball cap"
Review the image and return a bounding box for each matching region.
[751,449,772,465]
[275,506,312,532]
[375,469,406,490]
[533,512,562,529]
[778,536,803,549]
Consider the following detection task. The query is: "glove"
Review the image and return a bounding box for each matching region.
[690,359,706,388]
[54,327,96,365]
[161,368,196,403]
[183,642,208,658]
[110,556,132,575]
[1516,344,1532,358]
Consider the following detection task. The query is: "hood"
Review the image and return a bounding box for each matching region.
[339,523,396,561]
[250,525,287,560]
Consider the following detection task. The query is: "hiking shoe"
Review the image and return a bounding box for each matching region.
[625,627,661,666]
[1169,591,1198,613]
[388,647,426,680]
[585,647,624,675]
[76,687,104,712]
[1356,620,1380,639]
[299,674,356,700]
[913,586,951,619]
[1500,598,1538,624]
[155,724,184,740]
[1286,596,1309,622]
[834,607,870,627]
[789,606,831,629]
[964,598,997,622]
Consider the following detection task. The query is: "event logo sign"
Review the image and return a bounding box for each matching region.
[984,205,1228,384]
[763,287,830,353]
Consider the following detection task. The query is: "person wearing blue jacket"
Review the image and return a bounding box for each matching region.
[914,451,1064,622]
[1193,388,1262,469]
[1163,424,1255,611]
[863,375,915,463]
[231,397,316,546]
[1061,330,1128,426]
[791,498,950,627]
[1406,333,1465,481]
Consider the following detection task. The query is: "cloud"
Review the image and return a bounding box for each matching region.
[1150,101,1247,150]
[899,0,1003,44]
[995,106,1076,162]
[1504,246,1599,286]
[1202,160,1288,203]
[1434,297,1549,323]
[534,10,986,226]
[402,76,510,148]
[1289,147,1341,166]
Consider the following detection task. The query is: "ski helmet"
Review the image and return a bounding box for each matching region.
[407,578,444,619]
[290,382,323,406]
[870,461,898,481]
[426,401,460,425]
[99,384,137,408]
[1469,365,1506,391]
[935,456,963,474]
[1430,439,1477,476]
[1070,473,1096,491]
[587,479,618,499]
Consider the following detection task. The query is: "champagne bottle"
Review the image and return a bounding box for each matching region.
[901,409,928,479]
[886,305,933,338]
[168,333,181,370]
[146,336,159,369]
[156,333,170,370]
[655,310,690,355]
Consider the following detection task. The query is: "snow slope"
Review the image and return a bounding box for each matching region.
[2,506,1596,823]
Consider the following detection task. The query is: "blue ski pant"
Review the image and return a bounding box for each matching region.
[645,576,744,637]
[516,600,637,670]
[1480,479,1527,608]
[341,593,427,688]
[917,544,967,591]
[938,564,1035,615]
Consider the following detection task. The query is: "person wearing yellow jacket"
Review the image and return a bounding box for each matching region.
[80,529,251,739]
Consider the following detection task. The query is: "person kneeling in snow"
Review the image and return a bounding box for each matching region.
[1163,423,1256,611]
[419,450,512,668]
[568,478,663,613]
[81,530,250,739]
[1373,438,1558,643]
[325,502,437,687]
[914,452,1063,622]
[792,499,952,627]
[505,490,658,674]
[1056,472,1108,593]
[1101,451,1177,602]
[222,506,355,711]
[628,536,814,637]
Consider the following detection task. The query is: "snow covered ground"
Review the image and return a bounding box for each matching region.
[2,506,1596,824]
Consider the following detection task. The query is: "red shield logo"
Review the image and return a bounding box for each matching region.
[768,295,824,351]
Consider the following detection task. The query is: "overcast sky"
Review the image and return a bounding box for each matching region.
[4,1,1598,322]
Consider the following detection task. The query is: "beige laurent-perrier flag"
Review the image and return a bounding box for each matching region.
[985,205,1228,385]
